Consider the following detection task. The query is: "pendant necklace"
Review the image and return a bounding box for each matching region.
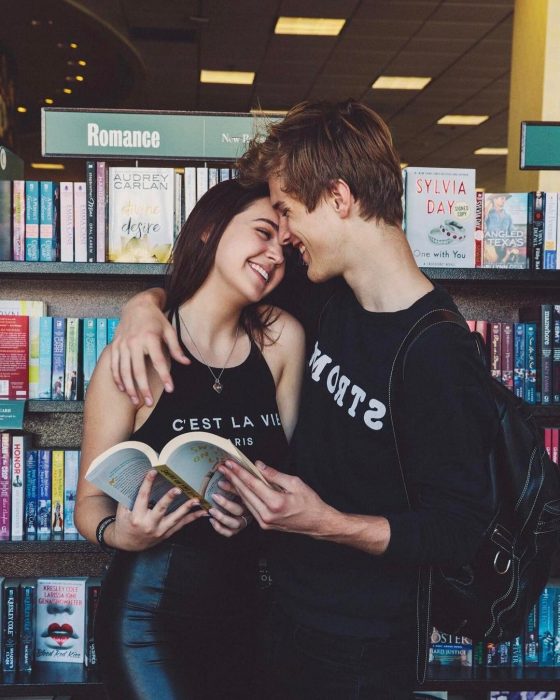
[178,313,240,394]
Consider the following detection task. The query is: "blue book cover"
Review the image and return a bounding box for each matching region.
[82,318,97,395]
[24,449,38,539]
[51,317,66,401]
[219,168,231,182]
[64,450,80,539]
[525,322,538,404]
[539,585,556,666]
[38,316,53,400]
[25,180,40,261]
[524,602,539,665]
[96,318,107,361]
[37,449,52,539]
[2,579,19,671]
[107,317,119,344]
[510,635,523,666]
[18,579,36,672]
[513,322,526,399]
[39,181,58,261]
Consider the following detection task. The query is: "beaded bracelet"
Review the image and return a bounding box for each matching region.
[96,514,117,554]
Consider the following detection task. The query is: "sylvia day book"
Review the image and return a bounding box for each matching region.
[85,431,273,511]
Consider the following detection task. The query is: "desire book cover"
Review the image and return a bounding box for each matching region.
[35,578,86,663]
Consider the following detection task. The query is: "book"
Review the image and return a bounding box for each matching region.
[0,432,11,540]
[39,181,59,262]
[73,182,87,262]
[35,577,87,663]
[483,193,529,269]
[64,450,80,538]
[0,179,11,260]
[18,578,36,672]
[85,430,272,511]
[2,578,19,671]
[38,316,53,399]
[51,317,66,401]
[37,449,52,539]
[59,182,74,262]
[96,161,107,262]
[531,191,546,270]
[404,167,476,268]
[85,577,101,667]
[0,315,29,399]
[64,317,81,400]
[12,180,25,261]
[544,192,558,269]
[85,160,96,262]
[24,180,40,262]
[108,166,174,263]
[24,449,38,539]
[82,318,96,395]
[428,628,472,667]
[10,433,30,541]
[51,450,64,537]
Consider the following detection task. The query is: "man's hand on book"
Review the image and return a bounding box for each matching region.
[220,460,338,539]
[111,288,189,407]
[112,469,207,551]
[207,477,253,538]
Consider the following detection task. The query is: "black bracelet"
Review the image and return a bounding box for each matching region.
[96,515,117,554]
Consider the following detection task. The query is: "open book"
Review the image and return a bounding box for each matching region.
[85,431,270,511]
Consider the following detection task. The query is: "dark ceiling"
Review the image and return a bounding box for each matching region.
[1,0,514,189]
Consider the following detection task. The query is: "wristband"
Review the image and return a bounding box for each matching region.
[96,515,117,554]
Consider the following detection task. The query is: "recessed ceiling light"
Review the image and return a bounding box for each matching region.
[438,115,489,126]
[70,42,78,49]
[31,19,40,26]
[75,75,84,82]
[31,163,65,170]
[474,147,508,155]
[372,76,431,90]
[274,17,346,36]
[17,106,27,113]
[44,98,54,105]
[63,88,72,94]
[78,60,87,66]
[200,69,255,85]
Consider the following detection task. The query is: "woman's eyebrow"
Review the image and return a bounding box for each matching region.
[252,217,279,231]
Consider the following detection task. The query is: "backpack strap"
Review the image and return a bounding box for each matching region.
[387,307,470,683]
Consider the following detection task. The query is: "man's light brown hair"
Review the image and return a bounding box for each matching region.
[238,99,403,227]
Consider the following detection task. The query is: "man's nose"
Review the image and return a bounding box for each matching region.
[278,217,292,244]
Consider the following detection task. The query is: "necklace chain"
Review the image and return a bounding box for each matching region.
[178,313,240,394]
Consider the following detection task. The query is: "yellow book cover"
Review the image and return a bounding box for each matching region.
[51,450,64,535]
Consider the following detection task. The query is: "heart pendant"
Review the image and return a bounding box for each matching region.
[213,380,223,394]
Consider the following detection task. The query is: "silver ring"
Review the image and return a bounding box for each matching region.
[240,515,249,528]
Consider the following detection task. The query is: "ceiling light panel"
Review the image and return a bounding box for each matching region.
[200,69,255,85]
[274,17,346,36]
[371,76,431,90]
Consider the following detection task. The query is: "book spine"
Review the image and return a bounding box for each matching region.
[0,181,11,261]
[490,322,502,382]
[107,317,119,344]
[59,182,74,262]
[39,181,55,261]
[85,579,101,667]
[544,192,558,269]
[37,449,52,539]
[513,322,526,399]
[12,180,25,261]
[38,316,53,399]
[541,304,553,404]
[24,449,38,539]
[553,428,560,465]
[545,427,553,459]
[510,635,523,667]
[86,160,97,262]
[64,450,79,538]
[24,180,40,261]
[82,318,96,395]
[51,450,64,536]
[64,318,81,400]
[525,322,538,404]
[554,306,560,404]
[539,585,555,666]
[96,161,107,262]
[73,182,87,262]
[554,585,560,666]
[184,167,197,221]
[0,433,11,541]
[51,317,66,401]
[475,189,483,267]
[196,166,208,201]
[524,601,539,665]
[219,168,231,182]
[95,318,107,360]
[18,581,35,672]
[532,191,545,270]
[501,322,513,391]
[174,171,182,240]
[208,167,219,188]
[2,581,18,671]
[10,434,28,541]
[28,315,41,399]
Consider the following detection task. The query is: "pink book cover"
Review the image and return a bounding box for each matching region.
[544,428,552,460]
[59,182,74,262]
[552,428,559,465]
[96,162,107,262]
[12,180,25,261]
[73,182,87,262]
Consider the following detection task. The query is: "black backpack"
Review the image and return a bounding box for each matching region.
[389,308,560,677]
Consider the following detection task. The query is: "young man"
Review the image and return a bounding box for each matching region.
[111,100,497,699]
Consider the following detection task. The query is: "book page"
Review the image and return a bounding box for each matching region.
[85,448,154,510]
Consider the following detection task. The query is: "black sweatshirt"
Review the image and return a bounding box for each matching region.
[269,282,498,638]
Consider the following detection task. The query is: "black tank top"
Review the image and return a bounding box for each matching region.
[131,310,288,561]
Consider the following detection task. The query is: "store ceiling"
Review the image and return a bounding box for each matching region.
[3,0,514,190]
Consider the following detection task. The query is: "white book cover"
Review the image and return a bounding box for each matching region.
[35,578,87,663]
[59,182,74,262]
[196,166,209,201]
[184,166,196,221]
[404,167,476,268]
[108,167,174,263]
[73,182,87,262]
[10,434,30,540]
[544,191,558,269]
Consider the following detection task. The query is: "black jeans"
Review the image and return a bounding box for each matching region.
[255,602,417,700]
[94,543,260,700]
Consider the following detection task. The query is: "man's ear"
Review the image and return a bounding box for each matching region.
[329,179,353,218]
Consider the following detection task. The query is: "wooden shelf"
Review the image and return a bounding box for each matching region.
[27,400,84,413]
[0,539,96,553]
[0,261,166,279]
[0,664,105,697]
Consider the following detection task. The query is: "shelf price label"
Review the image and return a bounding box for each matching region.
[0,400,25,429]
[521,121,560,169]
[41,108,278,160]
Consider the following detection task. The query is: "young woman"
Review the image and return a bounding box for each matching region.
[75,179,305,700]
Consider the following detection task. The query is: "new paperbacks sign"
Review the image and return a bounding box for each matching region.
[520,121,560,169]
[41,108,273,160]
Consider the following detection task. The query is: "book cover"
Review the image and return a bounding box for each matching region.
[96,161,107,262]
[196,166,209,202]
[514,323,526,399]
[541,304,553,405]
[525,323,538,404]
[501,322,514,392]
[35,577,87,663]
[51,450,64,537]
[82,318,96,395]
[531,191,546,271]
[475,189,483,267]
[552,428,559,465]
[108,167,174,263]
[525,601,539,665]
[38,315,53,400]
[0,179,11,260]
[10,433,30,541]
[490,322,502,383]
[24,449,38,539]
[184,166,196,221]
[0,315,29,399]
[73,181,87,262]
[404,167,476,268]
[37,449,52,539]
[28,315,42,400]
[428,628,472,667]
[95,318,107,361]
[219,168,231,182]
[39,181,59,261]
[107,317,119,344]
[0,432,11,541]
[64,317,81,400]
[64,450,80,538]
[554,306,560,404]
[483,193,529,269]
[86,160,96,262]
[2,579,19,671]
[539,585,556,666]
[51,317,66,401]
[85,577,101,667]
[18,579,36,672]
[24,180,40,262]
[12,180,25,261]
[59,182,74,262]
[544,192,558,269]
[174,170,182,240]
[510,636,523,667]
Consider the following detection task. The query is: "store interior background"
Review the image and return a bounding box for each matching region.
[2,0,546,194]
